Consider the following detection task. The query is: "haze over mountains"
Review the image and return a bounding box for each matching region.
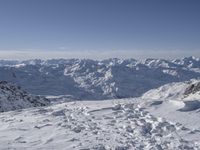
[0,56,199,100]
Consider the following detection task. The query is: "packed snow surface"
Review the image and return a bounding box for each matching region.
[140,79,200,131]
[0,99,200,150]
[0,79,200,149]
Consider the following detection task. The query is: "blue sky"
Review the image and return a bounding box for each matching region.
[0,0,199,59]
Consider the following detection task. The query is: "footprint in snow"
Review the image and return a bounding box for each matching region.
[14,136,26,143]
[92,144,106,150]
[112,104,122,110]
[51,110,66,116]
[44,138,54,144]
[72,125,85,133]
[34,123,52,129]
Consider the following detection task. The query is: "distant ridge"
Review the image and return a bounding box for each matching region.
[0,57,199,100]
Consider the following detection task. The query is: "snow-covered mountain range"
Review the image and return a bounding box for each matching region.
[0,56,199,100]
[0,81,50,112]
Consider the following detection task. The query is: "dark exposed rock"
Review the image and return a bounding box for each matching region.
[0,81,50,112]
[184,82,200,95]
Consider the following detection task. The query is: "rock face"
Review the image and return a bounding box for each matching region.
[0,81,50,112]
[184,82,200,95]
[0,56,200,100]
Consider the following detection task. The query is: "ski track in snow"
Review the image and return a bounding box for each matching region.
[0,100,200,150]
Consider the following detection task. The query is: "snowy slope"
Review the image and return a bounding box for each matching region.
[0,81,50,112]
[138,79,200,131]
[0,57,200,100]
[0,99,200,150]
[142,79,200,100]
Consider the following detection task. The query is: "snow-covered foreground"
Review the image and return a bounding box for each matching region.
[0,99,200,150]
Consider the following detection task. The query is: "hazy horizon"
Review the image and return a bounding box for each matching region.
[0,49,199,60]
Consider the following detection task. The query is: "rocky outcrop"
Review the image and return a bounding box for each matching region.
[184,82,200,95]
[0,81,50,112]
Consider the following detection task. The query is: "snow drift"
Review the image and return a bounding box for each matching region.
[142,79,200,101]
